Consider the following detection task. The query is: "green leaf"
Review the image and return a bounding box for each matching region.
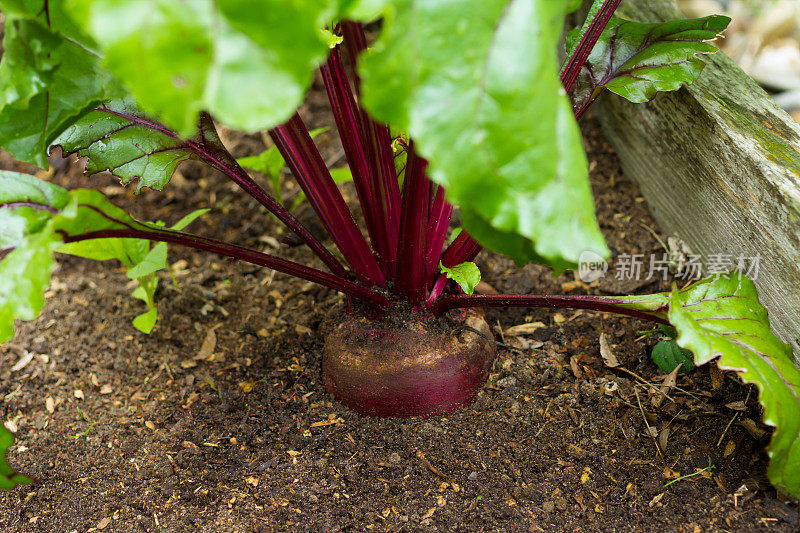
[0,171,73,342]
[568,15,731,113]
[0,171,196,339]
[651,339,695,374]
[71,0,341,134]
[336,0,389,20]
[131,279,159,334]
[0,222,62,344]
[237,146,285,178]
[618,275,800,499]
[669,276,799,499]
[359,0,608,268]
[566,0,585,14]
[0,0,100,48]
[0,16,119,167]
[132,307,158,334]
[0,18,62,109]
[238,145,286,204]
[53,100,198,192]
[0,425,33,491]
[460,207,571,271]
[171,208,210,231]
[72,0,213,134]
[328,167,353,184]
[320,28,344,49]
[55,189,152,265]
[0,184,69,252]
[565,0,604,50]
[439,261,481,295]
[126,243,168,279]
[55,190,176,332]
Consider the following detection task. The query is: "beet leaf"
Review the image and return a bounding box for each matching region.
[0,426,32,491]
[438,262,481,296]
[567,14,731,119]
[621,275,800,499]
[0,3,119,167]
[67,0,385,134]
[54,100,198,191]
[358,0,608,269]
[54,102,348,277]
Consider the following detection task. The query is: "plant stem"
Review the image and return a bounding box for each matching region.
[62,227,390,309]
[425,275,448,306]
[321,45,392,268]
[270,113,386,286]
[430,294,669,325]
[97,107,347,278]
[425,186,453,287]
[341,21,367,95]
[395,143,433,304]
[362,121,402,275]
[441,230,482,266]
[340,22,402,275]
[560,0,622,94]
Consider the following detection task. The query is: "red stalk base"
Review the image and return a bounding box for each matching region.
[322,309,496,418]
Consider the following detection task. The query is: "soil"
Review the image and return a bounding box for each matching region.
[1,83,799,532]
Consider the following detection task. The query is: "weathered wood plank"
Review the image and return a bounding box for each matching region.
[593,0,800,363]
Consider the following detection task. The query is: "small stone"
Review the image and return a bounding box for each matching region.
[555,497,568,511]
[388,452,401,465]
[497,376,517,388]
[468,471,478,481]
[542,501,555,513]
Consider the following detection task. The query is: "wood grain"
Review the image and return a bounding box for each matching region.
[592,0,800,363]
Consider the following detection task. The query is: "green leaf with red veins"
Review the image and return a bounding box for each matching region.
[617,275,800,499]
[0,425,33,491]
[0,18,62,109]
[0,0,100,48]
[359,0,609,269]
[568,15,731,116]
[0,10,120,167]
[53,100,198,192]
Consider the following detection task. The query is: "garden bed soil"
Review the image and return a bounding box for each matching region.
[1,87,798,531]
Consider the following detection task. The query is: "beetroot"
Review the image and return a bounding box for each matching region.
[322,309,496,418]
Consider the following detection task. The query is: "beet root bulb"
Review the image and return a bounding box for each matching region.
[322,309,496,418]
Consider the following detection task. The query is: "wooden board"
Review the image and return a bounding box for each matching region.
[591,0,800,364]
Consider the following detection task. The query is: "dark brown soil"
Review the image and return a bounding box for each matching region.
[1,86,798,532]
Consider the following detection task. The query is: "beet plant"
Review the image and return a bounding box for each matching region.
[1,0,798,499]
